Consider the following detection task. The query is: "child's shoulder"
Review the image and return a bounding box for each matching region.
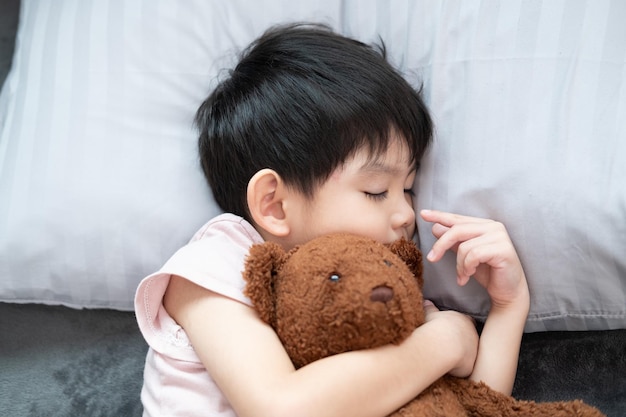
[190,213,262,244]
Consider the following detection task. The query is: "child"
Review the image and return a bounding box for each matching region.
[135,23,529,417]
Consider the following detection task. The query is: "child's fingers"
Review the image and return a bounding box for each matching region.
[455,237,502,285]
[423,299,438,312]
[421,209,495,259]
[430,222,451,239]
[420,209,491,229]
[422,209,527,305]
[426,221,501,263]
[422,299,440,322]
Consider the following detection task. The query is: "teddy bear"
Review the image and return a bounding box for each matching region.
[243,233,606,417]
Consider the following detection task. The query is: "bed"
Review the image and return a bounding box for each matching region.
[0,1,624,416]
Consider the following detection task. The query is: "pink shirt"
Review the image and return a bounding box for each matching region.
[135,213,264,417]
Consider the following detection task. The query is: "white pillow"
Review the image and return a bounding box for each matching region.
[0,0,349,309]
[1,0,624,332]
[0,0,421,310]
[414,1,626,331]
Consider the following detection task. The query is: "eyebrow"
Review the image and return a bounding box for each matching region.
[360,161,402,175]
[358,159,416,176]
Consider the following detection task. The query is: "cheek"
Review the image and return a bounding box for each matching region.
[340,212,391,239]
[318,209,379,236]
[304,191,389,238]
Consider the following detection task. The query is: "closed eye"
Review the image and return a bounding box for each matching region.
[404,188,415,197]
[365,191,388,200]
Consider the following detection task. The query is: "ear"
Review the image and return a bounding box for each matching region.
[242,241,288,327]
[247,169,290,237]
[388,238,424,289]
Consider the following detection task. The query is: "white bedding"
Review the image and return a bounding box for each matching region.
[0,0,624,331]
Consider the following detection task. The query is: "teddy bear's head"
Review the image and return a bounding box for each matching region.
[243,233,425,369]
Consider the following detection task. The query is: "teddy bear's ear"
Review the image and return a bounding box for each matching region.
[242,241,288,327]
[388,238,424,289]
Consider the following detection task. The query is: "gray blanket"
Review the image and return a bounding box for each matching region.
[1,302,625,416]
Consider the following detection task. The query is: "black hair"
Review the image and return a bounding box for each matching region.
[196,23,432,221]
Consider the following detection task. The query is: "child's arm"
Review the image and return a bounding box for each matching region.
[420,209,530,395]
[164,274,478,417]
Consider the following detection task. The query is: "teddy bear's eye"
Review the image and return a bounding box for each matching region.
[384,259,393,267]
[329,273,341,282]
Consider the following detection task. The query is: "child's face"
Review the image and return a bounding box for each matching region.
[287,136,417,247]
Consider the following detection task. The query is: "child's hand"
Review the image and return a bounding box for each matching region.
[420,209,529,394]
[422,299,478,378]
[420,210,528,310]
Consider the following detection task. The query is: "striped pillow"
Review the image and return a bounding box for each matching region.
[1,0,624,332]
[414,0,626,332]
[0,0,372,310]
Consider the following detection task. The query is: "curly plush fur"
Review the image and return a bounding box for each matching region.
[243,233,605,417]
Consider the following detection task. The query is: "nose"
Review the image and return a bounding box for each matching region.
[391,197,416,231]
[370,285,394,303]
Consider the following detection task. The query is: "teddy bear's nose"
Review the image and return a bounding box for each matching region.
[370,285,394,303]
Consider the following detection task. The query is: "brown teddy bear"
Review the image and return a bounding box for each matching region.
[243,233,605,417]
